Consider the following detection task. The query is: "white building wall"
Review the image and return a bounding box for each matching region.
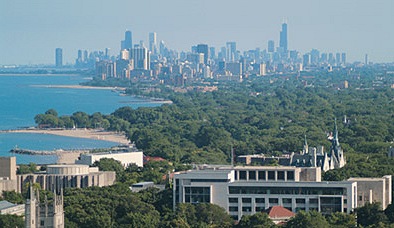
[77,152,144,167]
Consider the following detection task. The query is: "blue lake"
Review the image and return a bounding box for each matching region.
[0,75,160,164]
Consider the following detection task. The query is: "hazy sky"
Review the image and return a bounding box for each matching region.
[1,0,393,65]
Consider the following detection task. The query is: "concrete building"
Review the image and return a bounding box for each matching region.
[17,164,116,193]
[0,157,17,192]
[25,186,64,228]
[173,165,391,220]
[0,201,25,216]
[75,150,144,167]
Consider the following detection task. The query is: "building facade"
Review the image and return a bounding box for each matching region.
[17,164,116,193]
[25,186,64,228]
[75,150,144,167]
[173,166,391,220]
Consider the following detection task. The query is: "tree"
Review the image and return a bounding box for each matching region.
[385,203,394,223]
[237,212,276,228]
[285,210,329,228]
[92,158,124,180]
[45,108,58,117]
[0,214,24,228]
[1,191,25,204]
[326,212,356,228]
[356,202,388,227]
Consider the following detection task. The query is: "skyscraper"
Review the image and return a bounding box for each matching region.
[149,32,157,54]
[279,22,288,53]
[196,44,209,65]
[55,48,63,67]
[130,46,150,70]
[341,53,346,64]
[268,40,275,53]
[121,30,133,50]
[226,42,236,62]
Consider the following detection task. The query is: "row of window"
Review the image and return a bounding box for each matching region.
[229,186,346,195]
[229,197,319,204]
[236,170,295,181]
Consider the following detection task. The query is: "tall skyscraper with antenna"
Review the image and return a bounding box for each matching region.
[279,21,288,53]
[121,30,133,50]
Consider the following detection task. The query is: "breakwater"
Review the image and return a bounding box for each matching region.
[10,148,89,155]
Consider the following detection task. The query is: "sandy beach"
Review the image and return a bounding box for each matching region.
[2,128,130,164]
[2,128,130,144]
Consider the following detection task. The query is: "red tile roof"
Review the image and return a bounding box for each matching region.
[266,206,295,218]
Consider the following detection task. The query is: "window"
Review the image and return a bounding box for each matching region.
[277,171,285,180]
[242,198,252,203]
[358,196,363,201]
[255,206,265,211]
[320,197,342,214]
[282,198,292,204]
[184,187,210,204]
[229,206,238,212]
[258,171,266,180]
[309,198,318,204]
[296,199,306,204]
[231,215,238,220]
[249,171,256,180]
[242,207,252,212]
[269,198,279,204]
[287,171,295,180]
[229,198,238,203]
[255,198,265,203]
[268,171,275,180]
[239,171,247,180]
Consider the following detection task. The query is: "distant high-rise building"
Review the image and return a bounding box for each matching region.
[149,32,157,54]
[336,53,341,65]
[279,22,288,53]
[321,53,328,63]
[303,53,311,67]
[105,48,111,59]
[55,48,63,67]
[131,46,150,70]
[209,47,216,60]
[365,54,368,65]
[310,49,320,65]
[341,53,346,64]
[268,40,275,53]
[328,53,335,65]
[226,42,236,62]
[196,44,209,65]
[121,30,133,50]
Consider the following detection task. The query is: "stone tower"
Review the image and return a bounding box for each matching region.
[25,185,64,228]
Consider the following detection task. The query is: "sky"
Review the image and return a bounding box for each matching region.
[1,0,393,65]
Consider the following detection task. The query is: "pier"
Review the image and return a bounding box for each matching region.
[10,148,89,155]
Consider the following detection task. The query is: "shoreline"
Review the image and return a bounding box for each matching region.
[30,84,126,90]
[1,128,130,145]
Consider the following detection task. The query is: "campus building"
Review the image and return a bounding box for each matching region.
[237,120,346,172]
[75,150,144,167]
[17,164,116,193]
[25,186,64,228]
[173,165,391,220]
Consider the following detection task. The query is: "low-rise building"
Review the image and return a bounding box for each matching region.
[0,200,25,216]
[173,165,391,220]
[17,164,116,193]
[75,146,144,167]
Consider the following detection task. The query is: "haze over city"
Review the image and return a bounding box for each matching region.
[1,0,393,65]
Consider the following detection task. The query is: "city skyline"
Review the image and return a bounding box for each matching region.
[1,0,393,65]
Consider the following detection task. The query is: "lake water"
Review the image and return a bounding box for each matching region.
[0,75,160,164]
